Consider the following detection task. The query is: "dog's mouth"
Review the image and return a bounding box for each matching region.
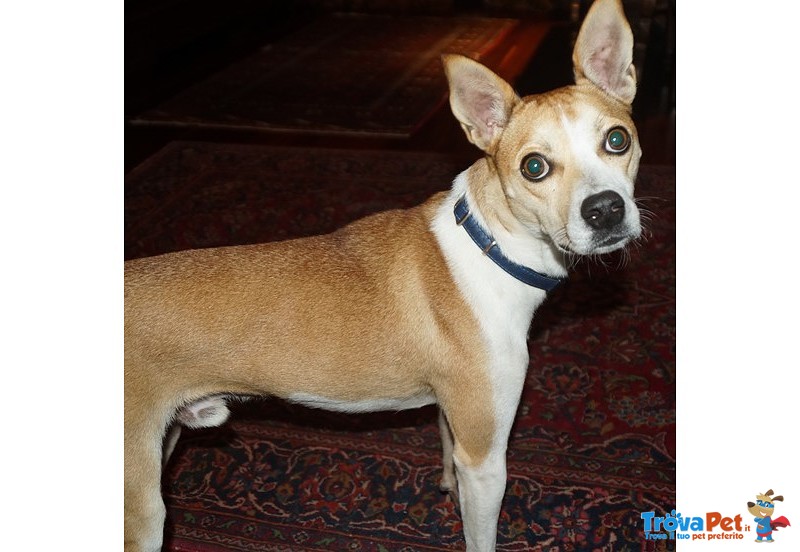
[597,234,628,248]
[554,232,632,256]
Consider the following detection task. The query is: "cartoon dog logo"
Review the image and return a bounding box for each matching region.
[747,489,791,543]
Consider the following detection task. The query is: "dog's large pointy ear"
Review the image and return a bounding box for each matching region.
[573,0,637,105]
[442,54,520,153]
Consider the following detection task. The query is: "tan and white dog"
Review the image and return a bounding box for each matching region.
[124,0,642,549]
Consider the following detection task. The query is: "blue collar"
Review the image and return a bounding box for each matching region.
[453,195,563,292]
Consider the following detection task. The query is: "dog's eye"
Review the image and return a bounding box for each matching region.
[520,154,549,181]
[605,127,630,153]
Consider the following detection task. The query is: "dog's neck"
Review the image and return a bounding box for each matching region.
[462,158,569,281]
[454,196,563,291]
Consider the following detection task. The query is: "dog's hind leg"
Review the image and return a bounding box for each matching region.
[162,425,182,467]
[124,408,169,552]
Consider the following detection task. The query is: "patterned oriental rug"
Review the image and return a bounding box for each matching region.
[129,14,521,138]
[125,142,676,551]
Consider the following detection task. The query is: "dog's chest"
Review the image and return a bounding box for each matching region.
[430,188,547,369]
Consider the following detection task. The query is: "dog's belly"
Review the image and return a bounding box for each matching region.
[286,391,436,413]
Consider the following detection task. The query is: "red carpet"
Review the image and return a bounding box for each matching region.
[130,14,521,138]
[125,142,675,550]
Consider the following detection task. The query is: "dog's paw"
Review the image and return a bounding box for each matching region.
[439,477,459,505]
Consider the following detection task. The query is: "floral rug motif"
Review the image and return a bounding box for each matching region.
[125,142,676,551]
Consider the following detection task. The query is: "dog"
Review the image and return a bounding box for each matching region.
[747,490,791,543]
[124,0,641,549]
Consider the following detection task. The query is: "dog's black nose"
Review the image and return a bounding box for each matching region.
[581,191,625,230]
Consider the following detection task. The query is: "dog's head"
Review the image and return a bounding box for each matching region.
[444,0,641,256]
[747,490,784,518]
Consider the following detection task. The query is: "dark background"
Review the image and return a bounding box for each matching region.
[125,0,675,171]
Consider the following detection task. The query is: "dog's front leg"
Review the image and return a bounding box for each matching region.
[438,349,529,551]
[456,449,508,551]
[440,382,519,552]
[437,409,458,501]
